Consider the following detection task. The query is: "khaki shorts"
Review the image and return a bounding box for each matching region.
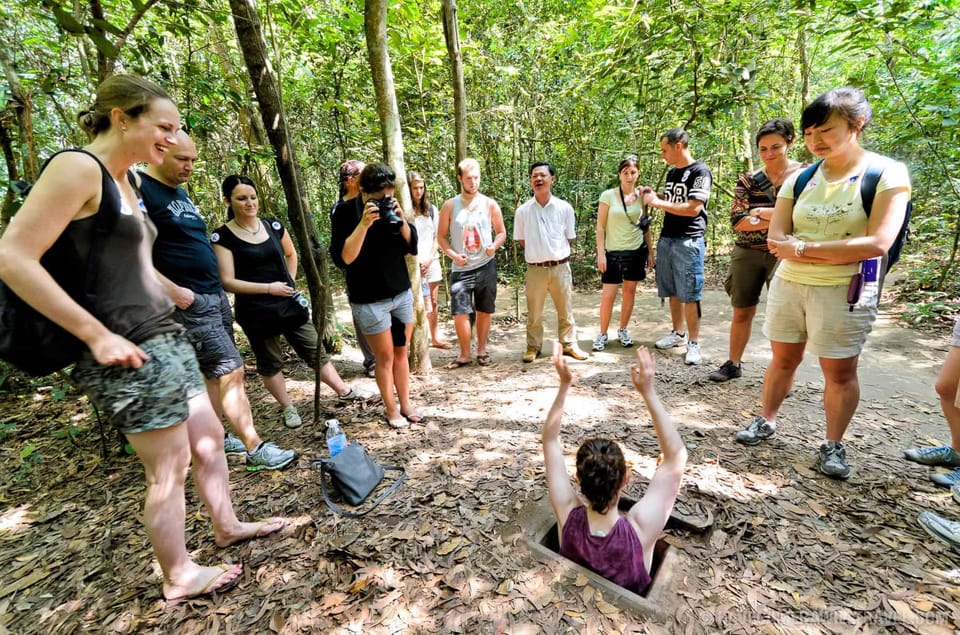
[763,277,877,359]
[72,332,206,435]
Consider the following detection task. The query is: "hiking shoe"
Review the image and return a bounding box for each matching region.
[817,441,851,480]
[684,341,702,365]
[930,468,960,488]
[735,416,776,445]
[338,388,370,403]
[522,347,539,363]
[246,442,296,471]
[655,330,687,349]
[917,511,960,551]
[903,445,960,467]
[708,360,742,383]
[282,405,302,429]
[617,328,634,348]
[592,333,608,352]
[224,433,247,455]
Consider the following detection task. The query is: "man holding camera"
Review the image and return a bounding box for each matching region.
[641,128,713,366]
[514,161,587,363]
[437,158,507,368]
[140,131,296,470]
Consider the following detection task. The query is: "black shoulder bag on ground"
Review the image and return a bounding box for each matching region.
[311,442,407,517]
[0,149,124,376]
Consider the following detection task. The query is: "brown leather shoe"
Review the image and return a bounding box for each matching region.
[562,345,588,360]
[521,347,539,363]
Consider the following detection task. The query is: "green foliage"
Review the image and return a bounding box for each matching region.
[2,0,959,311]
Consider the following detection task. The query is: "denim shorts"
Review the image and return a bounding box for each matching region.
[72,332,206,435]
[724,245,779,309]
[352,289,414,336]
[450,259,497,315]
[173,291,243,379]
[655,236,704,303]
[602,246,648,284]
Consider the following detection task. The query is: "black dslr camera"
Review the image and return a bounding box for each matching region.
[377,195,402,224]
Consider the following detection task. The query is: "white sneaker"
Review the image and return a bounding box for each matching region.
[684,341,702,365]
[282,405,302,429]
[617,328,634,348]
[655,330,687,349]
[592,333,608,351]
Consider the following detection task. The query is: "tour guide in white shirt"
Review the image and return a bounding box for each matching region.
[514,161,588,363]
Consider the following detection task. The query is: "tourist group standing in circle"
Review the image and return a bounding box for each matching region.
[7,76,960,601]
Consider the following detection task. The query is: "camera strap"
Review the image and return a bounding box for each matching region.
[619,186,649,228]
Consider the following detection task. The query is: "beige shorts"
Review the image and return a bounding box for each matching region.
[763,277,878,359]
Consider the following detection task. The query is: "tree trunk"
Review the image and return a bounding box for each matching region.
[0,45,39,182]
[228,0,336,421]
[364,0,430,374]
[441,0,467,163]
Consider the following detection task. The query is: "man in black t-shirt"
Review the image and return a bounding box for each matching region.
[641,128,712,366]
[140,131,295,471]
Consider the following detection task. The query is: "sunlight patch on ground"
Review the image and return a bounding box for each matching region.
[0,504,31,532]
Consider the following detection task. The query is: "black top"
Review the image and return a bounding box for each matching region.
[139,172,223,294]
[211,218,292,333]
[659,161,712,239]
[329,197,418,304]
[57,152,178,344]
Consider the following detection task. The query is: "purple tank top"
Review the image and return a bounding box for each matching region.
[559,506,652,594]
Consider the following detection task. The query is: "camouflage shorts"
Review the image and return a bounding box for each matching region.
[72,331,206,435]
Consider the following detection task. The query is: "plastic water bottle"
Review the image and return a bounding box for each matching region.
[325,419,347,457]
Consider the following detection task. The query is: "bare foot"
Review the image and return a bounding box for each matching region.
[431,340,452,349]
[163,562,242,602]
[214,518,285,548]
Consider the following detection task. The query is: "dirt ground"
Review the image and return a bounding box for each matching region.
[2,282,960,634]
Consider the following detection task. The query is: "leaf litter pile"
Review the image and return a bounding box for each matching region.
[2,289,960,634]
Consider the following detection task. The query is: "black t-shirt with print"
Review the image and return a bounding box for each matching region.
[659,161,712,239]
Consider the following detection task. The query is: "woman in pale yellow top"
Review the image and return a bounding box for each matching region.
[592,156,653,352]
[734,87,910,480]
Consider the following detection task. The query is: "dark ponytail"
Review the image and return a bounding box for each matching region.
[575,438,627,514]
[221,174,257,221]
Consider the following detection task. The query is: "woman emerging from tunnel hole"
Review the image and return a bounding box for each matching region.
[541,342,687,594]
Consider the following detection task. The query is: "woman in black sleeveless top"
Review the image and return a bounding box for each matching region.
[0,75,281,601]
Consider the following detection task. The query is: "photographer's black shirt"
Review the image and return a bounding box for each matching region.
[329,197,418,304]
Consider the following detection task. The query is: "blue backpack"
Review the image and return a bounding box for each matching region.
[792,158,912,274]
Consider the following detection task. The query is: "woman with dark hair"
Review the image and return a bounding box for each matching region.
[212,176,363,430]
[709,119,805,382]
[335,160,376,377]
[543,342,686,594]
[409,170,450,349]
[735,87,911,479]
[592,155,654,352]
[0,75,282,600]
[330,162,421,428]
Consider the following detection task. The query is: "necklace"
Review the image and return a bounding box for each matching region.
[234,219,261,235]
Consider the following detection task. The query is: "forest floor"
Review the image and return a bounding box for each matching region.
[2,278,960,634]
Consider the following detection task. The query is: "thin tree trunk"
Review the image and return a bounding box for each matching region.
[0,45,38,182]
[229,0,335,421]
[441,0,467,163]
[365,0,430,374]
